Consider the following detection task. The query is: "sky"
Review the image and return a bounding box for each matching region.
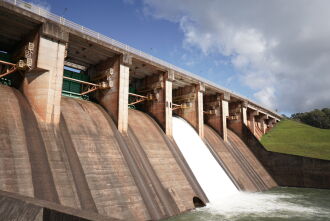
[31,0,330,114]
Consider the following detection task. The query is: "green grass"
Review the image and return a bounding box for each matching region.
[261,119,330,160]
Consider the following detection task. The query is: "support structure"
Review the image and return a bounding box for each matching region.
[118,58,130,132]
[204,92,230,141]
[128,93,150,106]
[0,0,282,135]
[256,114,268,134]
[197,83,204,138]
[129,69,174,136]
[266,118,276,132]
[21,25,67,124]
[204,94,222,138]
[62,76,110,96]
[0,60,18,78]
[220,93,230,142]
[165,70,174,136]
[173,82,205,137]
[228,100,248,138]
[247,109,259,136]
[93,54,131,133]
[242,101,248,126]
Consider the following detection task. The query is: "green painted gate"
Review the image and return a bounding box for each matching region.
[62,69,90,100]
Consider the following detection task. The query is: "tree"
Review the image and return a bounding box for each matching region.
[290,108,330,129]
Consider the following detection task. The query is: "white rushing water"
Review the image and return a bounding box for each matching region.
[171,117,330,221]
[166,188,330,221]
[172,116,238,202]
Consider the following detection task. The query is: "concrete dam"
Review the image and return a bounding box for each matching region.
[0,0,330,220]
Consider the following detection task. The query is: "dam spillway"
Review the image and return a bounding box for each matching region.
[1,0,330,220]
[0,84,206,220]
[172,116,238,202]
[203,125,277,192]
[0,83,273,220]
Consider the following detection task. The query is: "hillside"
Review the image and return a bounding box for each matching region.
[261,119,330,160]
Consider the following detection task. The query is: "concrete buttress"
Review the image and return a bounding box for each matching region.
[173,83,205,138]
[22,36,66,124]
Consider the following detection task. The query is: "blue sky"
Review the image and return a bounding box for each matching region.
[32,0,330,114]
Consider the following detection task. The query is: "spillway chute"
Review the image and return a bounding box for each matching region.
[172,116,239,203]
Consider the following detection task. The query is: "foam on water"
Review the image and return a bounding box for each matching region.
[167,188,330,221]
[172,116,238,202]
[207,192,324,217]
[172,116,330,221]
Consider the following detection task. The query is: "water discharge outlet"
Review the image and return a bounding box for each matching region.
[172,116,239,203]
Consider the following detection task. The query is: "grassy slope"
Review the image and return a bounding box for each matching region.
[260,119,330,160]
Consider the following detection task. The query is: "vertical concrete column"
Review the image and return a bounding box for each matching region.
[242,101,248,126]
[22,36,66,124]
[172,82,204,137]
[137,70,173,135]
[204,93,230,141]
[203,94,221,136]
[220,93,230,142]
[257,114,268,134]
[228,100,249,138]
[118,62,130,133]
[94,54,131,133]
[165,70,174,136]
[197,82,205,138]
[248,110,259,136]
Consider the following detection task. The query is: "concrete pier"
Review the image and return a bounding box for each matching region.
[173,83,205,137]
[22,36,66,123]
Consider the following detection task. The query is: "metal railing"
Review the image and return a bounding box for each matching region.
[2,0,280,117]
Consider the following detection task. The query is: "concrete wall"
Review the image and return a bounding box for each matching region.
[128,110,206,216]
[22,36,65,124]
[228,102,244,137]
[0,85,150,220]
[172,84,204,137]
[204,95,222,136]
[134,73,166,131]
[204,125,259,192]
[0,190,119,221]
[203,94,230,142]
[241,125,330,189]
[204,124,277,192]
[94,56,130,133]
[0,84,206,220]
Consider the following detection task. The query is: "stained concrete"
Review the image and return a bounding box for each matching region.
[22,36,66,124]
[241,125,330,189]
[173,85,204,137]
[0,84,203,220]
[204,125,277,192]
[128,110,207,213]
[0,190,120,221]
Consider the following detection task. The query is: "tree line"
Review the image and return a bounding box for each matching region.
[291,108,330,129]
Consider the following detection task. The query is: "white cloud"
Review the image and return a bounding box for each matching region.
[142,0,330,113]
[31,0,51,11]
